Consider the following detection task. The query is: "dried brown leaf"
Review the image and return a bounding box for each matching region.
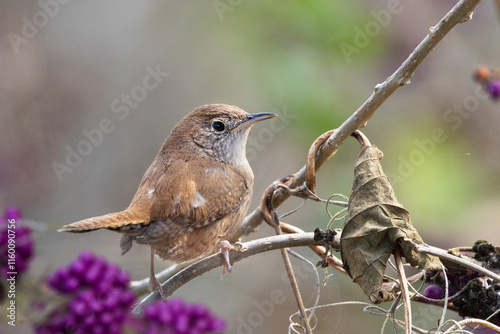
[341,145,441,303]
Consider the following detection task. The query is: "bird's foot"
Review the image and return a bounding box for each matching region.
[218,240,233,275]
[149,272,166,300]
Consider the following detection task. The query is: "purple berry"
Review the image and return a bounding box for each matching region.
[69,258,86,277]
[424,284,444,300]
[3,206,22,222]
[64,277,80,293]
[487,81,500,99]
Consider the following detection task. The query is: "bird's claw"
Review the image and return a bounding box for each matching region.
[150,273,167,300]
[219,240,233,276]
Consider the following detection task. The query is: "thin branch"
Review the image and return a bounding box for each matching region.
[236,0,481,238]
[320,0,480,159]
[394,247,412,334]
[132,232,321,316]
[262,182,313,334]
[288,249,321,327]
[130,262,190,296]
[131,230,498,325]
[444,318,500,333]
[415,243,500,282]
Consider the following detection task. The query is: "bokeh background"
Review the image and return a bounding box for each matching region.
[1,0,500,333]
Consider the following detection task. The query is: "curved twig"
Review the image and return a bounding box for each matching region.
[306,129,369,194]
[351,130,371,147]
[306,129,335,194]
[444,318,500,333]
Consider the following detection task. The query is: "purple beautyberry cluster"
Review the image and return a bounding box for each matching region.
[424,240,500,326]
[424,269,479,300]
[137,298,226,334]
[35,251,135,334]
[0,206,34,278]
[474,65,500,100]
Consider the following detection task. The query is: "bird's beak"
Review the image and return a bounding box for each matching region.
[232,112,277,132]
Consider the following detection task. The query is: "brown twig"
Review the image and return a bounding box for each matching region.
[448,245,500,254]
[130,262,190,296]
[444,318,500,333]
[414,243,500,282]
[351,130,371,147]
[261,183,313,334]
[394,247,412,334]
[306,130,369,198]
[306,129,335,194]
[447,246,474,255]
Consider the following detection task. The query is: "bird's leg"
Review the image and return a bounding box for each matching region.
[149,248,166,300]
[218,240,233,274]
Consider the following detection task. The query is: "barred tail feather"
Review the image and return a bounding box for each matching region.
[58,210,148,233]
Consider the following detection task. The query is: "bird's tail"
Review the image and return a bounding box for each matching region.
[58,210,148,233]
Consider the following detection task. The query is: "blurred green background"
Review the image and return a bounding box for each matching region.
[1,0,499,332]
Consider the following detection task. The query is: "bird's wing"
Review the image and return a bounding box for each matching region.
[148,159,252,229]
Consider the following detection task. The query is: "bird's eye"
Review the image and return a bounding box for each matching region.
[212,120,226,133]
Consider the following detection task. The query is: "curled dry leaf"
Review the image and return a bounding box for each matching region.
[341,145,441,303]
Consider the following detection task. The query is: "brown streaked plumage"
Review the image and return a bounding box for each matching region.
[59,104,276,298]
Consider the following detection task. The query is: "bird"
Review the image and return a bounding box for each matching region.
[59,104,277,298]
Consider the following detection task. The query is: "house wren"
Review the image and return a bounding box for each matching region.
[59,104,276,297]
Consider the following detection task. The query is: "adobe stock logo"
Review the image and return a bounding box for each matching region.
[52,65,169,182]
[212,0,244,21]
[7,0,74,53]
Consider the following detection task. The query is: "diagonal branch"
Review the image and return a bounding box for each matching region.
[236,0,482,238]
[132,232,323,316]
[415,243,500,283]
